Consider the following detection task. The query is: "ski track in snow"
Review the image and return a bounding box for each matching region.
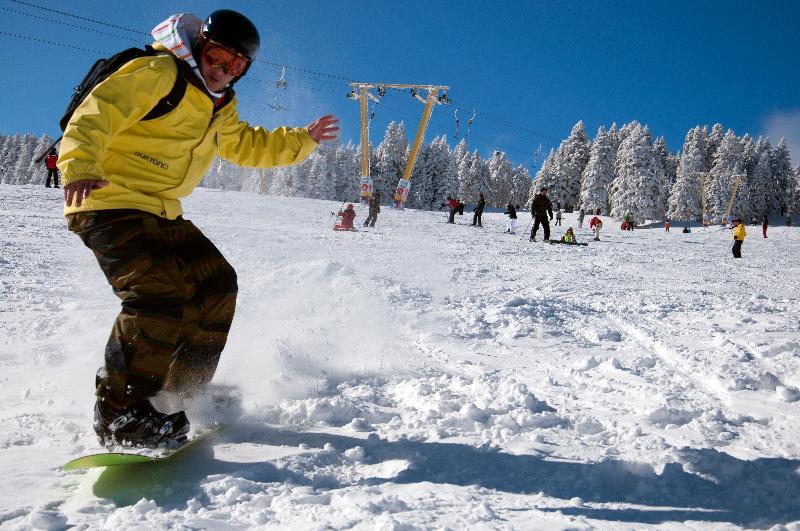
[1,185,800,529]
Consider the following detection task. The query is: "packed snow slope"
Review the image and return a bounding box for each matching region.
[2,184,800,530]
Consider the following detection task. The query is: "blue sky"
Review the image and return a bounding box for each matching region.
[1,0,798,168]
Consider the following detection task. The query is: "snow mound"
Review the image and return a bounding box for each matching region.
[254,371,561,445]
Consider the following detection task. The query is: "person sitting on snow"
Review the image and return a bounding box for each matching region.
[335,204,357,230]
[561,227,576,243]
[682,226,691,233]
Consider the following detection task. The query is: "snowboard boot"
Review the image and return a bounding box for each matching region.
[93,398,190,448]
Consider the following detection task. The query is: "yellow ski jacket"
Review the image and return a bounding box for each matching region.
[58,52,317,219]
[733,224,747,241]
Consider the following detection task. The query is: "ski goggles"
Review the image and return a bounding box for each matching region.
[201,38,251,77]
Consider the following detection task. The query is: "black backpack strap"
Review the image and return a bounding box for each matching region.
[141,55,188,121]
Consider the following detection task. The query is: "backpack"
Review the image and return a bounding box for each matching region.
[59,45,188,132]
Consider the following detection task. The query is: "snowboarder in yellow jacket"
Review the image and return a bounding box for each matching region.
[732,220,746,258]
[59,10,339,447]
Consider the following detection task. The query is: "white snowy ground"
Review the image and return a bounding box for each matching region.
[1,184,800,530]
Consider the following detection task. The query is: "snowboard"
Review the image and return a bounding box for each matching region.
[333,226,358,232]
[63,424,224,471]
[548,240,588,246]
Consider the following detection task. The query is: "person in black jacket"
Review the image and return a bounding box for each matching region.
[364,190,381,227]
[529,187,553,241]
[472,193,486,227]
[504,203,518,234]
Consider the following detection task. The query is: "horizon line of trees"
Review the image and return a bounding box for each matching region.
[2,121,797,222]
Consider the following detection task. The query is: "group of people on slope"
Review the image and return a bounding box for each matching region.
[332,190,382,231]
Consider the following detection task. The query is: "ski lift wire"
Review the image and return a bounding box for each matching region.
[2,4,558,161]
[10,0,555,146]
[0,6,140,41]
[10,0,148,36]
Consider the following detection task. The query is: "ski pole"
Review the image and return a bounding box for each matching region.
[520,218,533,240]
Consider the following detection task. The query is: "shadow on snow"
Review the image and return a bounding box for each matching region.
[91,422,800,528]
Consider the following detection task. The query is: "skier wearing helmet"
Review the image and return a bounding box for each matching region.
[58,9,340,448]
[336,204,357,231]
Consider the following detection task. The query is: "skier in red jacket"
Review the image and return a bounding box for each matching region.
[335,204,357,230]
[44,148,60,188]
[589,216,603,241]
[444,197,462,224]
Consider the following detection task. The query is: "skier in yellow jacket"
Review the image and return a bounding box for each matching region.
[59,10,339,447]
[732,220,746,258]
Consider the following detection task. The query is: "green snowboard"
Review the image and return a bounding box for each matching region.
[63,424,224,471]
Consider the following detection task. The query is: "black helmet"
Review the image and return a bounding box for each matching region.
[200,10,260,61]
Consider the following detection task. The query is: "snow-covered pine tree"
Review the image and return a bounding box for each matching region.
[610,123,667,222]
[745,150,772,220]
[770,138,793,215]
[450,139,471,199]
[790,166,800,216]
[529,149,556,207]
[580,126,616,215]
[666,153,680,187]
[0,134,21,184]
[11,134,37,184]
[487,150,514,205]
[407,143,434,209]
[668,126,708,221]
[458,150,485,203]
[705,123,725,170]
[468,152,490,203]
[553,121,590,210]
[735,135,760,221]
[333,142,359,202]
[707,129,744,222]
[268,165,299,196]
[373,121,408,205]
[304,141,337,200]
[26,135,54,185]
[429,136,457,209]
[654,136,678,186]
[510,165,532,207]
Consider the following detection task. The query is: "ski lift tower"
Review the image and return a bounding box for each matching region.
[349,82,450,208]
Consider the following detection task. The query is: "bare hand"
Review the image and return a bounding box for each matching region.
[307,114,340,143]
[64,179,109,207]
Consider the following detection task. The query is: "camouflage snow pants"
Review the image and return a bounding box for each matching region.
[68,210,238,408]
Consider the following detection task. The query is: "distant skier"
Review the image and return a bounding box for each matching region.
[665,219,670,232]
[682,226,691,234]
[732,220,746,258]
[44,148,59,188]
[589,216,603,241]
[472,193,486,227]
[555,208,562,226]
[504,202,517,234]
[762,214,768,238]
[335,204,357,230]
[363,191,381,227]
[561,227,576,243]
[529,187,553,241]
[624,212,634,230]
[443,197,461,224]
[578,208,585,228]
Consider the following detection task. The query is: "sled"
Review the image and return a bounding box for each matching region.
[548,240,588,246]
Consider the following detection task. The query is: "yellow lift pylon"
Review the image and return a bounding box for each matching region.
[349,82,450,208]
